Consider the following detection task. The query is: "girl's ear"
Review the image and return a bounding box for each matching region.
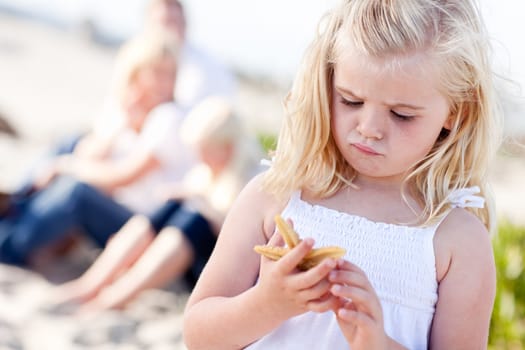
[443,114,454,131]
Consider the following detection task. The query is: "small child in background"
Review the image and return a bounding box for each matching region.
[183,0,503,349]
[52,97,264,311]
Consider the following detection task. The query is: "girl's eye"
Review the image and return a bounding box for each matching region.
[340,97,363,107]
[391,110,415,121]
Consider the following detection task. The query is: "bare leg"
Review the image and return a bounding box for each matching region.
[50,215,155,305]
[80,226,194,311]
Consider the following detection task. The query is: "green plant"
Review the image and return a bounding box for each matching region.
[489,222,525,349]
[257,132,277,153]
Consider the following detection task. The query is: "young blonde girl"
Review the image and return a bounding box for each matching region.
[51,97,264,311]
[183,0,502,349]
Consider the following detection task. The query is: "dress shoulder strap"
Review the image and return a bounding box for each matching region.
[446,186,485,209]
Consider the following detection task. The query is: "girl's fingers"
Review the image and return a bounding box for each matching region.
[297,275,332,300]
[330,284,381,318]
[307,292,341,313]
[336,307,375,329]
[329,260,382,318]
[328,269,370,290]
[277,238,315,273]
[329,259,375,294]
[336,259,366,275]
[293,257,337,289]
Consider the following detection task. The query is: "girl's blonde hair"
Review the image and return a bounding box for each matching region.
[180,96,243,147]
[180,95,265,168]
[111,30,180,102]
[264,0,503,232]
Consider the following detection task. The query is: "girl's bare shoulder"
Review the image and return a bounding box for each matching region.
[433,208,493,282]
[229,172,290,242]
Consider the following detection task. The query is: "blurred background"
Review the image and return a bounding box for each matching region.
[0,1,524,349]
[1,0,524,216]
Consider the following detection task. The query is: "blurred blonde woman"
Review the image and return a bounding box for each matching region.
[53,97,264,311]
[0,31,195,266]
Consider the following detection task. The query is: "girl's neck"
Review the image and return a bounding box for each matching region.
[208,160,230,180]
[352,173,407,193]
[347,174,422,223]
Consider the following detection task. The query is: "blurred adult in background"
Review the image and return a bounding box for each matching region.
[52,97,264,311]
[0,112,18,138]
[89,0,237,155]
[0,31,195,266]
[145,0,237,111]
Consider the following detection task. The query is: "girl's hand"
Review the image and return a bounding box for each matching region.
[255,230,339,321]
[329,259,388,350]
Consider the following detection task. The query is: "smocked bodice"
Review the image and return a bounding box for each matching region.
[283,192,439,313]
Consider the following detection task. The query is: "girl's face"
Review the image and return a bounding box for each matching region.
[331,49,451,185]
[122,57,176,131]
[197,141,233,173]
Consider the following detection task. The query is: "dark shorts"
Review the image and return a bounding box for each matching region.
[149,200,217,287]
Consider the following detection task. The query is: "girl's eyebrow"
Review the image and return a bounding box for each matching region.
[335,85,425,110]
[334,85,361,99]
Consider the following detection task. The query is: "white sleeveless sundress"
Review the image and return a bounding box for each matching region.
[245,187,484,350]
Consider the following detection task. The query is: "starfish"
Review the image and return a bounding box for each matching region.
[254,215,346,270]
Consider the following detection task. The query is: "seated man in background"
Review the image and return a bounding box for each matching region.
[144,0,237,110]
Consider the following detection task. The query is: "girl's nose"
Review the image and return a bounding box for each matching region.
[356,108,384,140]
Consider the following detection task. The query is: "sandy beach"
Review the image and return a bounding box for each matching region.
[0,11,524,350]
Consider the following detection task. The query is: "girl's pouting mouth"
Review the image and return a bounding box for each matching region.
[351,142,382,156]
